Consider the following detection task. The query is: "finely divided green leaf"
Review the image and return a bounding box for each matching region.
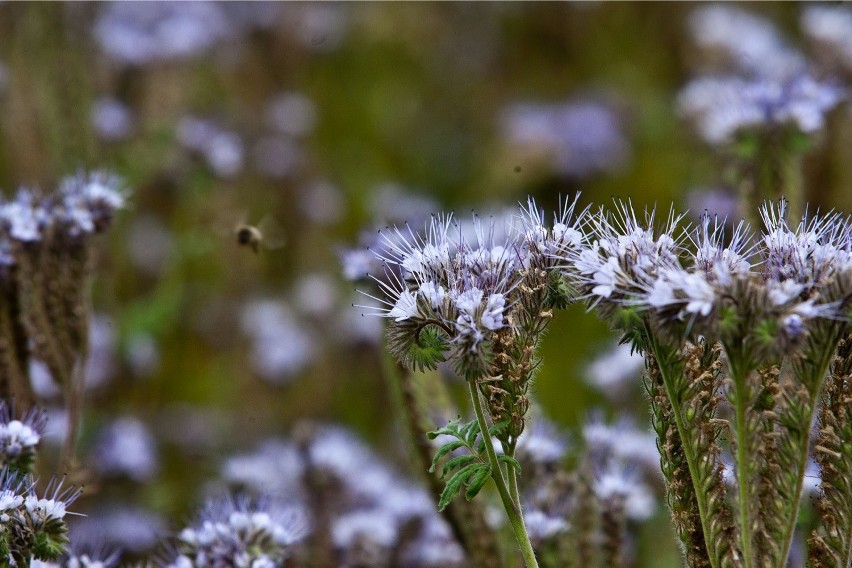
[428,440,466,473]
[465,465,492,501]
[441,454,478,478]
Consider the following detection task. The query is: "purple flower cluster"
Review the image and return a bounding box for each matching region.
[559,200,852,352]
[168,495,309,568]
[0,171,125,249]
[221,424,466,567]
[679,5,846,147]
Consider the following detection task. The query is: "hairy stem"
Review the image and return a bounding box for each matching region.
[468,378,539,568]
[778,338,837,567]
[647,332,719,568]
[728,356,755,568]
[388,356,502,568]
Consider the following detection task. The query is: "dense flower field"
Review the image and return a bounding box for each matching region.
[0,3,850,567]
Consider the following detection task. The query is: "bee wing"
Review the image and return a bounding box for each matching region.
[214,209,249,238]
[256,214,286,250]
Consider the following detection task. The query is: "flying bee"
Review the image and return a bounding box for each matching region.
[232,215,286,254]
[235,224,263,253]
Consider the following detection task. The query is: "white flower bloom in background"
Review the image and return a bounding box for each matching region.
[593,464,656,521]
[585,341,644,395]
[524,509,570,541]
[689,4,805,79]
[91,97,134,141]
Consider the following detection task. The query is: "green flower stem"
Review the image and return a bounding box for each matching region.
[728,357,754,568]
[647,332,719,568]
[468,377,539,568]
[507,460,522,518]
[777,342,836,568]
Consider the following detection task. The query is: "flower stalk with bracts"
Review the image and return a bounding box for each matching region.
[359,196,586,568]
[558,198,852,568]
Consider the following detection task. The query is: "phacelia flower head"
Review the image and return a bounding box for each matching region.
[570,200,852,355]
[360,212,522,378]
[0,402,47,474]
[0,189,49,243]
[169,494,309,568]
[361,201,586,380]
[681,5,847,150]
[58,171,127,237]
[678,74,845,146]
[558,200,685,324]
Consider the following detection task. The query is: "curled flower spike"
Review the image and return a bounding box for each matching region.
[0,472,80,564]
[358,212,525,378]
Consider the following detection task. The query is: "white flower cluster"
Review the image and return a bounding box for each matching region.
[565,202,683,306]
[0,404,45,472]
[221,425,465,567]
[560,200,852,347]
[582,414,658,521]
[169,496,309,568]
[369,213,519,345]
[0,421,40,458]
[0,472,81,564]
[0,171,126,247]
[363,198,585,370]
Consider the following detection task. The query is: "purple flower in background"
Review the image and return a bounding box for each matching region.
[91,97,134,142]
[265,92,318,138]
[686,187,740,221]
[168,494,309,567]
[178,116,244,178]
[94,1,232,65]
[501,100,630,178]
[92,416,159,482]
[240,300,315,384]
[69,506,167,555]
[678,74,845,145]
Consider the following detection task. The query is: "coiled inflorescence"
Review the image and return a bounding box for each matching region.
[361,197,585,444]
[0,472,81,565]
